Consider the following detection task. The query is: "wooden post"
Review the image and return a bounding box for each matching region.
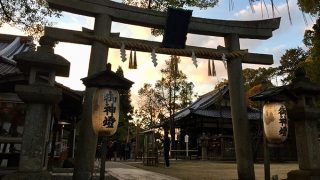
[100,136,107,180]
[263,132,270,180]
[73,14,112,180]
[225,34,255,180]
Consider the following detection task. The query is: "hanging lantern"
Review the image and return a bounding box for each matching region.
[263,102,288,144]
[82,63,134,135]
[92,88,120,135]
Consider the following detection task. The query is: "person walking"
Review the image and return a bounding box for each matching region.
[163,130,170,167]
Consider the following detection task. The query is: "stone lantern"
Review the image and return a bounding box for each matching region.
[199,132,209,160]
[4,36,70,180]
[81,63,133,135]
[287,68,320,180]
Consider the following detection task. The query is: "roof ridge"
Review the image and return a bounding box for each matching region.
[198,85,228,109]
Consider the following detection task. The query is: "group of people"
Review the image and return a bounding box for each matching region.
[95,130,171,168]
[96,140,131,161]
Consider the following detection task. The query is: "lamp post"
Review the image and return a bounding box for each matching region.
[250,86,296,180]
[81,63,133,180]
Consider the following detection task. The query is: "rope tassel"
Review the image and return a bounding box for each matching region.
[174,58,178,72]
[208,59,216,76]
[208,59,212,76]
[133,50,137,69]
[211,60,216,76]
[129,50,133,69]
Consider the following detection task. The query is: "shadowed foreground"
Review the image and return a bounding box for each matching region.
[123,160,298,180]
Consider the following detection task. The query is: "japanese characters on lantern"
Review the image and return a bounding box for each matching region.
[103,91,117,128]
[263,102,288,145]
[92,88,120,135]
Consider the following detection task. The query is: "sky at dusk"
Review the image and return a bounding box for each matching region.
[0,0,316,107]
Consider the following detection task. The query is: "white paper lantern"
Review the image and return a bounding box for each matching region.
[263,102,288,144]
[92,88,120,135]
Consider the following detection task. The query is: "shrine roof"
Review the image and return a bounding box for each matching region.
[249,86,297,102]
[0,33,83,100]
[193,108,260,120]
[0,34,34,76]
[173,85,261,121]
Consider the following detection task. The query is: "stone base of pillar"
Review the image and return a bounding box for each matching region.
[3,171,51,180]
[287,169,320,180]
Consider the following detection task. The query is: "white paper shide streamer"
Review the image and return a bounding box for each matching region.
[151,49,158,67]
[222,53,227,69]
[192,50,197,68]
[120,43,126,62]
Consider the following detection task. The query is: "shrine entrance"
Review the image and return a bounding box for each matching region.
[45,0,280,179]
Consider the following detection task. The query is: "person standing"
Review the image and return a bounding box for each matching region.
[163,130,170,167]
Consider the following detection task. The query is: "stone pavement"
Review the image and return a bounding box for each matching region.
[0,160,180,180]
[105,161,180,180]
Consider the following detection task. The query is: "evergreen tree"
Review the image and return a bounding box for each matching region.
[277,48,308,85]
[111,66,134,142]
[136,83,162,128]
[242,67,276,90]
[136,56,194,148]
[298,0,320,16]
[302,18,320,85]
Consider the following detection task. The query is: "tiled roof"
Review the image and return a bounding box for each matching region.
[0,35,33,76]
[249,86,296,102]
[173,85,261,122]
[0,34,83,99]
[193,108,261,120]
[173,86,228,121]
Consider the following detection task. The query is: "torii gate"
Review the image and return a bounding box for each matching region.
[46,0,280,179]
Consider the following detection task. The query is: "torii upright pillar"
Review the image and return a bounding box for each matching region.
[225,34,255,179]
[73,14,111,180]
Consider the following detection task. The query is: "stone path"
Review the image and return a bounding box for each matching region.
[106,161,180,180]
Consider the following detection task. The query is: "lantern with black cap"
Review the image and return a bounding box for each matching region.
[250,85,297,145]
[81,63,133,135]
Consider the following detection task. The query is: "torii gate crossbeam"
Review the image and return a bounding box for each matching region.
[48,0,280,39]
[45,27,274,65]
[46,0,280,180]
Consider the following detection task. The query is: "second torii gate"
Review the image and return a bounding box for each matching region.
[46,0,280,179]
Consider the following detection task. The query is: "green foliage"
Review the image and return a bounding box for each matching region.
[136,56,194,128]
[155,56,189,112]
[302,56,320,86]
[214,79,228,90]
[136,83,162,128]
[179,82,195,109]
[304,18,320,57]
[111,66,134,142]
[0,0,61,38]
[277,47,308,85]
[242,67,276,90]
[298,0,320,16]
[123,0,218,11]
[302,18,320,85]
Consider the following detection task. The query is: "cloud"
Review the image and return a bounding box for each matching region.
[55,43,91,91]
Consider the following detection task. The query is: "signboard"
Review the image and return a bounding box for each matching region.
[184,134,189,143]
